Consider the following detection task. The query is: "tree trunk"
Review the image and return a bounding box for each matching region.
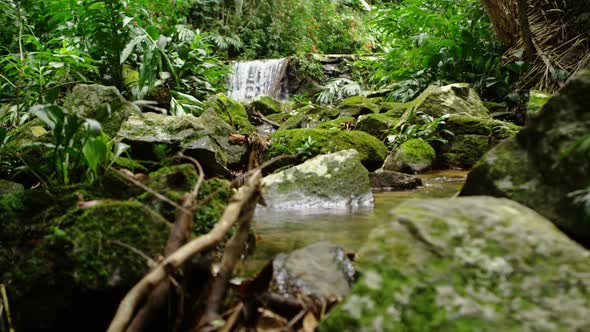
[479,0,518,46]
[517,0,535,58]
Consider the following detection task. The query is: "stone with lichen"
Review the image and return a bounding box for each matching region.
[320,196,590,331]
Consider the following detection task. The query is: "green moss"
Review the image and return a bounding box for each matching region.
[355,113,399,139]
[381,101,409,117]
[204,93,256,134]
[334,95,380,117]
[404,83,490,118]
[445,114,520,139]
[280,105,337,130]
[387,139,436,173]
[440,134,491,169]
[527,90,552,121]
[249,95,283,115]
[266,128,387,171]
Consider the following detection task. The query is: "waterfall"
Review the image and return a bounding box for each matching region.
[227,58,289,101]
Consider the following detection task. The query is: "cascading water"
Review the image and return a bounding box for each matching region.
[227,58,289,101]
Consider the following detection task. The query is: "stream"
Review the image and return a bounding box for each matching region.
[244,170,468,274]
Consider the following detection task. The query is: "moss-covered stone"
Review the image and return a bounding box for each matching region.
[383,139,436,173]
[265,128,387,171]
[320,197,590,331]
[117,111,247,176]
[4,201,170,331]
[203,93,256,134]
[0,179,24,194]
[248,95,283,115]
[444,114,520,138]
[439,134,491,169]
[381,101,409,117]
[405,83,490,118]
[138,163,232,234]
[526,89,552,121]
[334,95,380,117]
[63,84,136,136]
[280,105,337,130]
[355,113,399,139]
[261,149,373,208]
[461,68,590,245]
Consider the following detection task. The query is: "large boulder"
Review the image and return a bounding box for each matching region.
[460,68,590,244]
[266,128,387,171]
[406,83,490,118]
[270,242,355,301]
[321,197,590,331]
[63,84,136,136]
[261,149,373,209]
[3,199,171,331]
[436,114,520,169]
[383,139,436,174]
[117,111,247,176]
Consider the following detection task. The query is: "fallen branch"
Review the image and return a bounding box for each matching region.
[108,170,263,332]
[0,284,14,332]
[196,178,259,330]
[126,155,205,332]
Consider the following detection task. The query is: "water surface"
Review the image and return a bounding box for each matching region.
[244,170,467,273]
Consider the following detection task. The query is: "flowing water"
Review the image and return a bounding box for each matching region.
[244,170,467,273]
[227,58,289,101]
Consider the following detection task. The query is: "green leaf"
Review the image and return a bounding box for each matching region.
[83,137,107,175]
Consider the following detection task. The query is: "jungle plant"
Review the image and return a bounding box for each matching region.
[296,136,321,160]
[386,109,453,151]
[30,104,130,184]
[317,78,362,105]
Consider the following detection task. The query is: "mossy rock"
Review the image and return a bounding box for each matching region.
[280,105,337,130]
[383,139,436,174]
[334,95,380,118]
[355,113,399,140]
[444,114,520,139]
[0,179,24,194]
[461,68,590,245]
[248,95,283,116]
[381,101,408,117]
[138,163,232,234]
[438,134,491,169]
[261,149,373,209]
[317,116,356,130]
[320,197,590,331]
[0,118,53,182]
[5,201,170,331]
[203,93,256,134]
[526,89,552,121]
[404,83,490,118]
[266,128,387,171]
[63,84,136,136]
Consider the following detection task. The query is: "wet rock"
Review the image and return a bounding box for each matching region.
[261,149,373,209]
[461,68,590,244]
[334,95,380,118]
[369,170,422,190]
[203,93,256,134]
[63,84,136,136]
[355,113,399,140]
[526,89,552,121]
[117,111,247,176]
[0,179,24,194]
[271,242,355,301]
[248,95,283,116]
[406,83,490,118]
[383,139,435,174]
[321,197,590,331]
[266,128,387,171]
